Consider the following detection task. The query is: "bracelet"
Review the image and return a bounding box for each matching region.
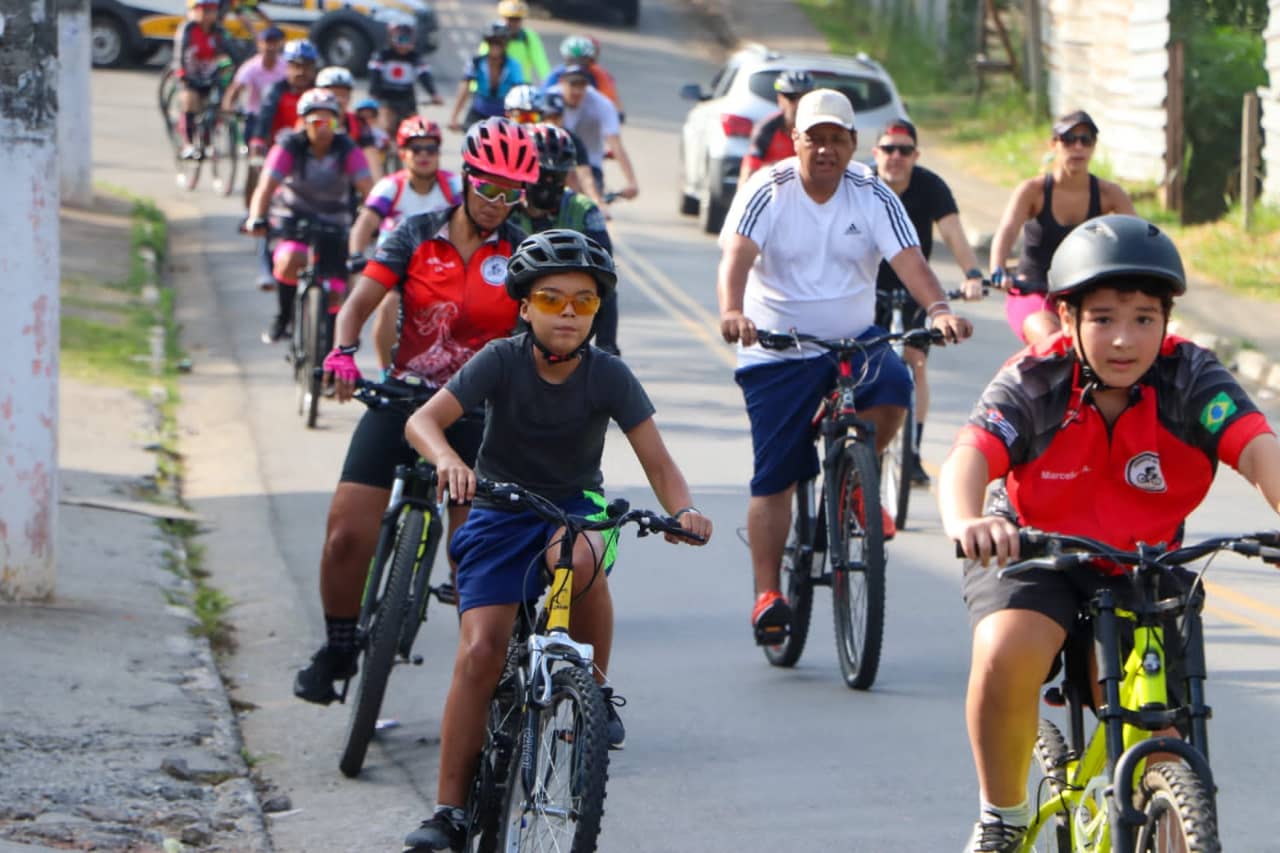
[965,267,983,281]
[926,300,952,317]
[673,506,701,520]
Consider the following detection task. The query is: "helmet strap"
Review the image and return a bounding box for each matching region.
[529,329,588,364]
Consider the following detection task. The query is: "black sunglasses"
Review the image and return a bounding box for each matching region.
[407,143,440,155]
[877,143,916,156]
[1057,132,1096,147]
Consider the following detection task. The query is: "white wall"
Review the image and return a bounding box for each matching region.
[1262,0,1280,205]
[1044,0,1170,183]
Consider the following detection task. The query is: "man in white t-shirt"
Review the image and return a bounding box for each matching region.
[550,65,637,208]
[717,89,973,645]
[348,116,463,370]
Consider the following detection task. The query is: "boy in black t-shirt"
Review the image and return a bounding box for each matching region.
[401,230,712,852]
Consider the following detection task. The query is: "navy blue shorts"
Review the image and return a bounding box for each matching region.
[450,491,618,614]
[735,327,912,496]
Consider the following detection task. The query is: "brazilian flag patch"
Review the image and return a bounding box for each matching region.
[1199,391,1237,434]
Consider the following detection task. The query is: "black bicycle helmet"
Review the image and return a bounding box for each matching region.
[530,124,577,174]
[1047,214,1186,300]
[506,229,616,301]
[774,69,815,96]
[483,19,510,41]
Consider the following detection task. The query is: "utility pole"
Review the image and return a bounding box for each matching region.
[1024,0,1045,116]
[0,0,60,601]
[57,0,92,206]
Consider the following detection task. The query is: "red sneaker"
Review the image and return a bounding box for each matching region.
[751,590,792,646]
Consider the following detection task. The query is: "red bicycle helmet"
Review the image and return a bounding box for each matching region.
[461,117,540,184]
[396,115,443,147]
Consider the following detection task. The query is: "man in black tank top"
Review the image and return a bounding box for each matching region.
[989,110,1137,346]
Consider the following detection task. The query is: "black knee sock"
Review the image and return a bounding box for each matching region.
[915,422,924,450]
[183,111,196,144]
[325,615,357,653]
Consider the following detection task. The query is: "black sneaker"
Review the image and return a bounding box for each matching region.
[261,315,288,344]
[909,453,932,487]
[963,815,1027,852]
[403,807,467,852]
[600,686,627,750]
[293,644,357,705]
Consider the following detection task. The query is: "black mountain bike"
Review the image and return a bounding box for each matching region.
[337,379,453,778]
[159,62,240,195]
[755,327,941,689]
[982,528,1280,852]
[463,480,703,852]
[277,218,347,428]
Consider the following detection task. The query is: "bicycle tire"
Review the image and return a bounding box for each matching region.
[302,284,325,428]
[338,508,423,778]
[1028,719,1072,851]
[158,67,181,151]
[763,487,815,668]
[210,114,240,197]
[397,509,442,658]
[879,395,913,530]
[469,667,522,853]
[1133,762,1221,852]
[831,440,886,690]
[500,666,609,852]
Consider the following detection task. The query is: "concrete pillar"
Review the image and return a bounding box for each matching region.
[0,0,60,602]
[57,0,92,207]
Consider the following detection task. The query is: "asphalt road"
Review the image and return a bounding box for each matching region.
[86,0,1280,848]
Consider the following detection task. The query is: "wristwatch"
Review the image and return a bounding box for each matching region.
[965,267,984,280]
[674,506,701,520]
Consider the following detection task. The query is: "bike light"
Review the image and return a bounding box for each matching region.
[720,113,754,138]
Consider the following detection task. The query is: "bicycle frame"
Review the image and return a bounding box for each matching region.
[1022,574,1215,853]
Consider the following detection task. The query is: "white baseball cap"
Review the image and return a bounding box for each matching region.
[794,88,856,133]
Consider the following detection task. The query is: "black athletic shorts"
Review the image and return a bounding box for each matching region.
[339,384,484,490]
[962,560,1197,632]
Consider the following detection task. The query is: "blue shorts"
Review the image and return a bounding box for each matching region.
[450,491,618,614]
[735,327,912,496]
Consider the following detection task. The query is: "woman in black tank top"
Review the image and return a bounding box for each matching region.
[988,111,1136,346]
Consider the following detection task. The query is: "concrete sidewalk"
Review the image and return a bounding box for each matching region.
[701,0,1280,394]
[0,200,269,852]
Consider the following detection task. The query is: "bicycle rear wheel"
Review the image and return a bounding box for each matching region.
[158,67,181,151]
[339,508,423,778]
[209,114,240,197]
[879,394,913,530]
[1134,762,1221,852]
[763,483,816,668]
[500,666,610,852]
[1027,719,1072,851]
[831,441,886,690]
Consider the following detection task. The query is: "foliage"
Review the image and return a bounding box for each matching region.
[1178,25,1267,222]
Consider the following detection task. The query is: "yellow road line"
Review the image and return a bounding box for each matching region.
[1204,602,1280,640]
[1204,579,1280,622]
[612,237,737,370]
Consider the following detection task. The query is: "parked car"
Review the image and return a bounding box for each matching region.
[678,44,909,233]
[90,0,438,71]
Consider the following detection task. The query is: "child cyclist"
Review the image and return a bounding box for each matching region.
[939,214,1280,853]
[399,229,713,852]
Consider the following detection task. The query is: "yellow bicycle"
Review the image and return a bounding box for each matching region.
[992,528,1280,852]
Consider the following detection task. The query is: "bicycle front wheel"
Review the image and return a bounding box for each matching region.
[158,67,181,151]
[879,394,913,530]
[1133,762,1221,852]
[830,440,885,690]
[209,115,240,197]
[1027,719,1072,851]
[298,283,325,428]
[500,666,610,852]
[763,484,816,668]
[338,508,423,778]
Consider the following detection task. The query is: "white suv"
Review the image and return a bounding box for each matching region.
[678,44,909,233]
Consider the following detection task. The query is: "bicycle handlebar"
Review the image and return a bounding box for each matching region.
[952,528,1280,576]
[350,376,436,414]
[756,327,944,353]
[472,478,706,544]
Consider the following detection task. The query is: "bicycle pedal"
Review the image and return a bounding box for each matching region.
[411,654,424,665]
[753,624,790,646]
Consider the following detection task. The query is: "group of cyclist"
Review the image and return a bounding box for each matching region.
[172,5,1280,848]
